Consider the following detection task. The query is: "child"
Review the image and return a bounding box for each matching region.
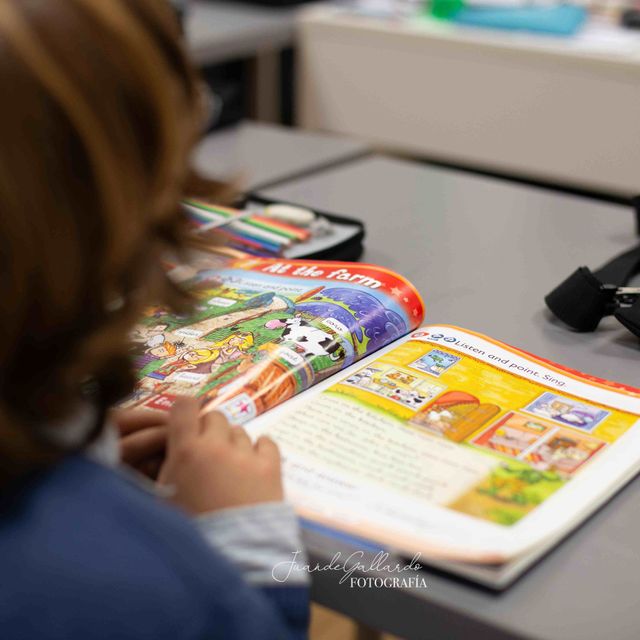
[0,1,308,638]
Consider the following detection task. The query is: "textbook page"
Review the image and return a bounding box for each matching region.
[123,253,424,423]
[247,325,640,562]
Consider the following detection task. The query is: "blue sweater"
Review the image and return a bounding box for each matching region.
[0,456,309,640]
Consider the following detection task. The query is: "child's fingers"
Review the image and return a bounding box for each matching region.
[120,426,167,465]
[113,409,167,436]
[167,398,201,446]
[255,435,281,463]
[201,411,232,443]
[230,426,252,449]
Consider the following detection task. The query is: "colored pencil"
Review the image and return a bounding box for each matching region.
[183,199,311,256]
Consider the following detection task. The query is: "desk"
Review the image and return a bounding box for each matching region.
[194,121,369,191]
[297,7,640,196]
[255,155,640,640]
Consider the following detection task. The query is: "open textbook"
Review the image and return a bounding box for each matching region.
[125,251,640,568]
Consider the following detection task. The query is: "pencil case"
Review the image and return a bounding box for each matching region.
[184,196,366,262]
[244,194,365,262]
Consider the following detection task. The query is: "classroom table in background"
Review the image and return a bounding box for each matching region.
[194,121,369,193]
[297,6,640,197]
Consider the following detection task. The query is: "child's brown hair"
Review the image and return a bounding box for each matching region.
[0,0,225,484]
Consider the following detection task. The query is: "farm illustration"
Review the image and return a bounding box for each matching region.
[472,412,606,476]
[341,364,445,410]
[523,392,609,432]
[409,348,461,377]
[125,265,409,419]
[524,428,605,476]
[408,391,501,442]
[449,460,566,526]
[472,412,555,459]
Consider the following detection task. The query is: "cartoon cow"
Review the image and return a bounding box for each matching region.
[389,388,427,408]
[265,316,345,361]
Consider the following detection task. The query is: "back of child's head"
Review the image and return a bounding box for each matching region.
[0,0,219,485]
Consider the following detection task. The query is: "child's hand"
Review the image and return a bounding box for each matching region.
[115,409,168,480]
[158,398,284,514]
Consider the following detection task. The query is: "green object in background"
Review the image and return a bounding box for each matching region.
[429,0,464,19]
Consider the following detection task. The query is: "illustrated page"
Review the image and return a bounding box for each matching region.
[248,326,640,561]
[123,253,424,423]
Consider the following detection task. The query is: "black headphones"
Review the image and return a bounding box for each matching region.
[545,197,640,338]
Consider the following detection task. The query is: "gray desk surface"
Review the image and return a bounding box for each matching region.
[256,155,640,640]
[194,121,369,192]
[187,1,305,66]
